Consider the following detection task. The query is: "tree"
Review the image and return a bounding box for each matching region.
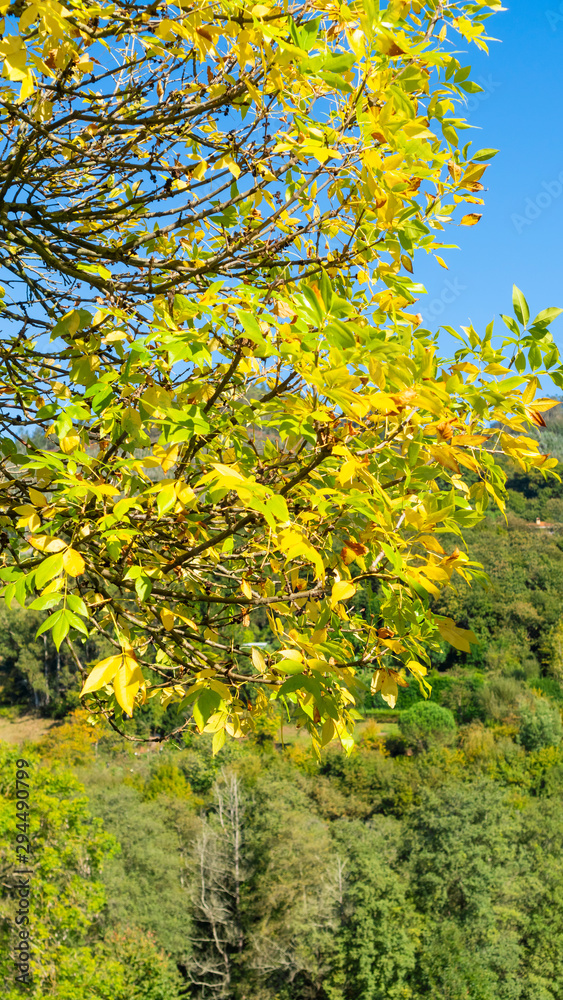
[517,698,562,753]
[399,700,457,752]
[0,743,184,998]
[401,781,523,1000]
[0,0,561,752]
[188,772,247,998]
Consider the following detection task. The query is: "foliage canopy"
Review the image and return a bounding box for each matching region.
[0,0,562,751]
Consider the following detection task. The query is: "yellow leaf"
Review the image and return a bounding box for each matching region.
[371,669,383,695]
[437,617,477,652]
[29,535,66,553]
[18,69,34,102]
[241,580,252,599]
[279,649,303,662]
[522,377,540,405]
[160,608,175,630]
[251,646,266,671]
[80,654,123,696]
[460,213,482,226]
[60,434,80,453]
[406,660,428,677]
[113,657,143,716]
[418,534,445,555]
[330,580,356,608]
[153,443,179,473]
[174,610,199,631]
[212,463,245,481]
[435,255,448,269]
[28,488,48,507]
[62,548,85,576]
[380,672,398,708]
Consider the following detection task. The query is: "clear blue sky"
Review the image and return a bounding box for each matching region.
[415,0,563,366]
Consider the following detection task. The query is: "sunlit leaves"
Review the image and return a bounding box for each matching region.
[0,0,560,754]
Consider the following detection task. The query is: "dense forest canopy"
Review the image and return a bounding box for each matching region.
[4,668,563,1000]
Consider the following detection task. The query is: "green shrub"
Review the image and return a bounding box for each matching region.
[399,701,457,752]
[517,700,563,752]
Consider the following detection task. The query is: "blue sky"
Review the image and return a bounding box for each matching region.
[415,0,563,365]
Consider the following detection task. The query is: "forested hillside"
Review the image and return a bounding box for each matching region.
[3,696,563,1000]
[3,414,563,997]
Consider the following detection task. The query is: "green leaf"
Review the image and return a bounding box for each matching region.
[266,494,289,523]
[318,70,353,93]
[192,689,222,732]
[531,307,563,327]
[66,593,89,618]
[34,553,64,590]
[28,593,63,611]
[135,574,153,602]
[156,483,176,516]
[500,314,520,336]
[512,285,529,327]
[472,148,499,161]
[76,263,112,280]
[52,612,71,650]
[35,609,64,639]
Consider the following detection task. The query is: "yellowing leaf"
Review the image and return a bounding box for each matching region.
[437,617,477,652]
[330,580,356,608]
[28,488,48,507]
[418,534,445,555]
[380,672,398,708]
[212,727,226,754]
[406,660,428,677]
[212,463,246,481]
[113,657,143,716]
[59,434,80,454]
[160,608,175,630]
[279,649,303,662]
[30,536,66,553]
[251,646,266,671]
[241,580,252,599]
[522,377,540,405]
[460,213,482,226]
[174,610,199,631]
[80,654,123,696]
[62,548,85,576]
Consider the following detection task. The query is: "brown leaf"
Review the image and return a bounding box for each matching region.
[391,389,418,409]
[273,299,295,319]
[436,420,454,442]
[531,410,547,427]
[377,627,395,639]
